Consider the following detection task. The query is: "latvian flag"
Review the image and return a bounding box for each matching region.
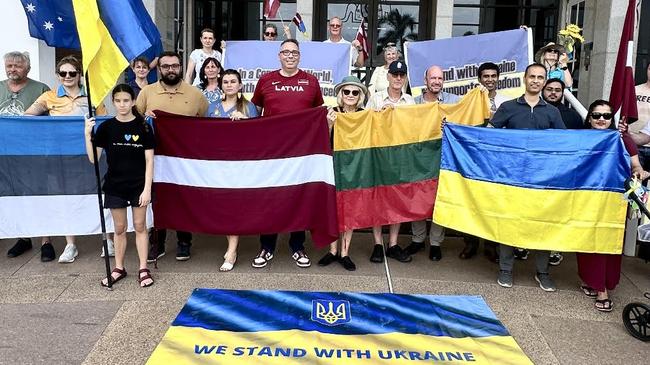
[152,108,339,246]
[0,116,143,238]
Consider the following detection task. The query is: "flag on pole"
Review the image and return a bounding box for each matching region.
[19,0,80,48]
[263,0,281,19]
[20,0,163,106]
[292,13,307,35]
[608,0,638,122]
[355,18,370,60]
[152,108,339,247]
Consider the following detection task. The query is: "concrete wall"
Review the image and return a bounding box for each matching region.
[1,1,56,88]
[433,0,454,39]
[577,0,635,105]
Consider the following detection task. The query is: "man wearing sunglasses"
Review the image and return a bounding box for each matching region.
[250,39,324,269]
[323,16,364,68]
[136,50,209,263]
[490,63,565,293]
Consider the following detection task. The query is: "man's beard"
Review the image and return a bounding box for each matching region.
[161,72,181,86]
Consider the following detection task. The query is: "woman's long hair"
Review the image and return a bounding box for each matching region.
[584,99,616,130]
[112,83,148,132]
[221,69,253,117]
[199,57,223,90]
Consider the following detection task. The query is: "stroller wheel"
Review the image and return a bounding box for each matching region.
[622,302,650,341]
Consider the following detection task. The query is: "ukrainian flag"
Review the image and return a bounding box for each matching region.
[147,289,532,364]
[71,0,160,105]
[434,124,630,254]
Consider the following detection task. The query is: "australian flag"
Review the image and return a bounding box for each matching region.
[20,0,80,49]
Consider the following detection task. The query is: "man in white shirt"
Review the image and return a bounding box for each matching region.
[323,16,365,68]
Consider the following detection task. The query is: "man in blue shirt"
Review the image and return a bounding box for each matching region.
[490,63,565,292]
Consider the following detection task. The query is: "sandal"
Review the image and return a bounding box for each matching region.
[580,285,598,298]
[595,298,613,312]
[220,252,237,272]
[138,268,154,287]
[100,267,127,287]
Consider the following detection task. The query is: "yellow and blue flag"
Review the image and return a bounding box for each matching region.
[20,0,162,106]
[434,124,630,254]
[147,289,532,364]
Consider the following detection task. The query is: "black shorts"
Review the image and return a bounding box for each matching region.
[104,193,142,209]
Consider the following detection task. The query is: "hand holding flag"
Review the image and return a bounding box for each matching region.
[292,13,308,38]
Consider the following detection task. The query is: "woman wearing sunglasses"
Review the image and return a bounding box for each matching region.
[576,100,649,312]
[24,55,105,264]
[535,43,573,88]
[318,76,368,271]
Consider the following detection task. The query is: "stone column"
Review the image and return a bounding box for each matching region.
[433,0,454,40]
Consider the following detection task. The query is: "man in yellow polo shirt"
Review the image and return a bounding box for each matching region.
[136,51,208,263]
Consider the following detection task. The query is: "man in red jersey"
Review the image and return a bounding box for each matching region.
[250,38,324,269]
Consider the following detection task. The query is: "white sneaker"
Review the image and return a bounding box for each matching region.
[58,244,78,263]
[101,239,115,257]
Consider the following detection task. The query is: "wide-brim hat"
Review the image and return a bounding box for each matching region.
[534,42,566,63]
[334,76,368,99]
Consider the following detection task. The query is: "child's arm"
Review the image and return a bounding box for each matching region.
[84,117,102,163]
[139,149,154,206]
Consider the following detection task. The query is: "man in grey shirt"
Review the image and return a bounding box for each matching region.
[2,51,50,260]
[406,65,463,262]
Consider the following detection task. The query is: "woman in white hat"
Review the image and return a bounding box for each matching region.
[535,42,573,88]
[318,76,368,271]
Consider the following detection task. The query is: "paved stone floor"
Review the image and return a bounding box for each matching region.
[1,232,649,365]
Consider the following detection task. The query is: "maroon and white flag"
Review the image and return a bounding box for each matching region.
[609,0,638,122]
[263,0,281,19]
[355,18,370,60]
[152,108,338,247]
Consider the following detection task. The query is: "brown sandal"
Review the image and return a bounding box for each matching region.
[138,268,154,287]
[101,267,127,287]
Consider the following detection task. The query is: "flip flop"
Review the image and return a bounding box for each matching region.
[580,285,598,298]
[101,267,127,287]
[595,298,613,312]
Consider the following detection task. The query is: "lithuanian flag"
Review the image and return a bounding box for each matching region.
[333,88,490,232]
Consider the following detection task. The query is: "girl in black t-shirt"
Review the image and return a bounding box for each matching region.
[84,84,155,288]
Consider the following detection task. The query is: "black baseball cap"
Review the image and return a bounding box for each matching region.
[388,61,407,74]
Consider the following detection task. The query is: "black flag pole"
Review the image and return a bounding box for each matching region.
[85,71,114,290]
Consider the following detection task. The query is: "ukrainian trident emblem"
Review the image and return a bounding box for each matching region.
[311,299,351,326]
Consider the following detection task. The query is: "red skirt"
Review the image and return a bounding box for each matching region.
[576,253,622,292]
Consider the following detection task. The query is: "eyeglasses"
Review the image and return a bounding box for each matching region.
[280,50,300,57]
[342,89,360,96]
[547,49,560,54]
[391,72,406,78]
[58,71,78,78]
[591,112,613,120]
[264,32,276,36]
[160,64,181,71]
[330,23,341,28]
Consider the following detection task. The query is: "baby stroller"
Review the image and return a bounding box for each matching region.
[622,179,650,342]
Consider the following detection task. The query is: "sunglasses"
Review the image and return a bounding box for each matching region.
[264,32,276,36]
[58,71,78,78]
[591,112,613,120]
[547,49,560,54]
[342,89,360,96]
[330,24,341,28]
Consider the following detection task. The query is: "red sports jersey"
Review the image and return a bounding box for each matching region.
[251,69,324,116]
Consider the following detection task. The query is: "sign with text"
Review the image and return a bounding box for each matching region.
[405,29,532,98]
[147,289,532,364]
[223,41,351,106]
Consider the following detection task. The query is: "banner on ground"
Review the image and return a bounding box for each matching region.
[147,289,532,364]
[0,116,151,238]
[152,108,338,247]
[334,88,489,232]
[223,40,351,106]
[434,124,630,254]
[405,29,532,99]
